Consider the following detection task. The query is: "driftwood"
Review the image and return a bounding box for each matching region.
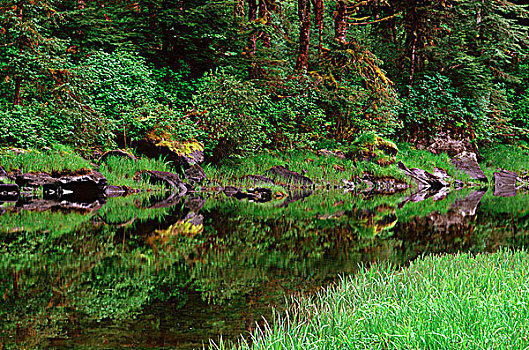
[98,149,137,164]
[397,161,449,189]
[493,169,518,197]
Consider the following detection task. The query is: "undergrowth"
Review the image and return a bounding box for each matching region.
[213,250,529,350]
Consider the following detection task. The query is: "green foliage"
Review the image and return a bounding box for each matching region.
[266,90,330,149]
[79,50,157,121]
[215,250,529,350]
[400,74,476,140]
[190,68,270,160]
[0,144,91,173]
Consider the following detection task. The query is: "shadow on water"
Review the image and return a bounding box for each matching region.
[1,185,529,349]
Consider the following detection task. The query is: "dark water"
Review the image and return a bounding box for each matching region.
[1,187,528,349]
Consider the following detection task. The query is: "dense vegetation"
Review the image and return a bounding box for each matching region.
[1,0,528,159]
[215,250,529,349]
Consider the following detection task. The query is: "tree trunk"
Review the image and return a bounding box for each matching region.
[314,0,323,55]
[404,1,427,86]
[334,0,347,44]
[14,7,23,106]
[295,0,311,70]
[259,0,271,47]
[234,0,245,20]
[248,0,258,55]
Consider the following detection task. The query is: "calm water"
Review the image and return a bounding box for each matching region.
[1,187,528,349]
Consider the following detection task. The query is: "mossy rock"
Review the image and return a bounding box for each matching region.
[133,129,204,169]
[347,133,398,167]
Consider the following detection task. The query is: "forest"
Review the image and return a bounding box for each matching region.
[1,0,528,159]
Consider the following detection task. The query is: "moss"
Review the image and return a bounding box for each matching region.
[347,132,399,167]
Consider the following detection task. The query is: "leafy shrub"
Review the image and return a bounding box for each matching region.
[190,68,270,160]
[400,74,475,141]
[151,64,197,108]
[0,104,76,148]
[267,90,330,149]
[79,50,157,121]
[77,51,201,147]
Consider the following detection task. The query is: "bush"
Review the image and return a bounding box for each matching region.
[190,68,270,160]
[0,104,76,148]
[400,74,474,141]
[267,90,330,149]
[79,50,157,121]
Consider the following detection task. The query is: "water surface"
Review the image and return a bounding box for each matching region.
[1,187,528,349]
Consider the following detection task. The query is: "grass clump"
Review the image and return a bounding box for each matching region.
[204,149,405,187]
[98,154,174,189]
[480,144,529,179]
[0,145,92,174]
[214,250,529,349]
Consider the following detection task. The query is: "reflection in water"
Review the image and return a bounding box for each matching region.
[1,187,528,349]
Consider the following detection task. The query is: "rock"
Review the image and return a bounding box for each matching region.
[317,149,346,159]
[428,189,487,231]
[16,172,58,188]
[185,196,206,212]
[398,187,452,207]
[432,167,451,182]
[397,161,449,189]
[133,136,204,169]
[232,187,273,202]
[493,169,518,197]
[278,188,313,207]
[98,149,137,164]
[184,165,207,184]
[0,184,19,202]
[264,165,313,187]
[10,198,105,213]
[56,171,107,202]
[426,133,470,156]
[346,133,398,166]
[223,186,239,197]
[451,151,487,182]
[104,185,128,197]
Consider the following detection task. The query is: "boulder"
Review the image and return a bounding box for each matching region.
[451,151,487,182]
[133,135,204,169]
[317,149,346,159]
[397,161,449,189]
[185,196,206,212]
[426,133,471,156]
[16,172,58,188]
[264,165,313,187]
[0,183,19,202]
[104,185,129,197]
[278,188,313,207]
[184,165,207,184]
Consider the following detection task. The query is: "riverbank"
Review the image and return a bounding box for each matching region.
[213,250,529,350]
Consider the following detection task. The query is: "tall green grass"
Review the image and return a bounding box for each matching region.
[213,250,529,349]
[480,144,529,180]
[204,149,405,187]
[0,145,91,173]
[98,154,174,189]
